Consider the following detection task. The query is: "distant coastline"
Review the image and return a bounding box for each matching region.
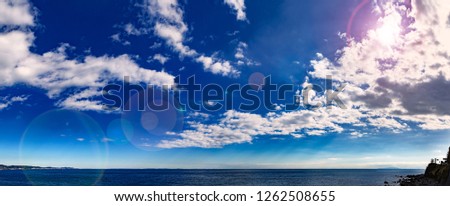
[0,164,74,171]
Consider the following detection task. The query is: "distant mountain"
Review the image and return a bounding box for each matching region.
[378,167,401,170]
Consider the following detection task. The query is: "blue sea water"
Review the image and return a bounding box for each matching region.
[0,169,423,186]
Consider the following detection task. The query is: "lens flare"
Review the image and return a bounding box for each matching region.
[248,72,265,90]
[121,90,184,151]
[19,110,108,185]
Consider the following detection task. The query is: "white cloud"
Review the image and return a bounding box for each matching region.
[159,0,450,149]
[0,0,34,26]
[158,110,268,148]
[234,41,259,66]
[306,130,327,136]
[15,47,175,95]
[350,131,365,138]
[110,33,121,42]
[152,54,169,65]
[101,137,114,143]
[196,55,239,77]
[367,117,407,130]
[188,111,210,120]
[158,107,404,148]
[0,31,32,82]
[146,0,240,76]
[291,133,304,139]
[56,88,105,111]
[234,42,246,59]
[149,42,162,49]
[110,33,131,45]
[0,95,28,110]
[124,23,143,36]
[224,0,247,21]
[153,22,194,56]
[0,1,175,111]
[154,0,450,149]
[147,0,195,57]
[110,23,146,45]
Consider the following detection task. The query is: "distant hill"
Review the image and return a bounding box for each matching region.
[0,164,74,170]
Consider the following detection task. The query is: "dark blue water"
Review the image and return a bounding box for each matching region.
[0,169,423,186]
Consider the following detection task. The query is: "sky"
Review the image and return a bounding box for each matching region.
[1,0,450,169]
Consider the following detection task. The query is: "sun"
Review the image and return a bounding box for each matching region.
[375,14,402,47]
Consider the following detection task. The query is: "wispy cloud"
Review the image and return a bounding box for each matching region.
[152,54,170,65]
[146,0,240,77]
[158,107,371,148]
[110,33,131,45]
[0,95,29,110]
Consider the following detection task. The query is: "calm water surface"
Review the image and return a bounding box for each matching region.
[0,169,423,186]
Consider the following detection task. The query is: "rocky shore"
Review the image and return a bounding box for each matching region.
[399,174,440,186]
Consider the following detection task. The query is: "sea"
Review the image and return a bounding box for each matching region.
[0,169,423,186]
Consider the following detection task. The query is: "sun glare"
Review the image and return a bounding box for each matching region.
[375,15,402,47]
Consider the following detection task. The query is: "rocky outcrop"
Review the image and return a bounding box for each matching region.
[400,147,450,186]
[399,174,439,186]
[424,163,450,185]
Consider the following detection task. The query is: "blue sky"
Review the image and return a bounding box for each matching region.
[1,0,450,169]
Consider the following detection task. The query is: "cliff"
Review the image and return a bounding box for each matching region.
[424,163,450,185]
[400,147,450,186]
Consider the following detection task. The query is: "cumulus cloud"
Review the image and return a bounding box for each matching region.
[0,0,34,25]
[146,0,240,77]
[224,0,247,21]
[196,55,238,77]
[0,1,175,111]
[0,31,32,81]
[308,0,450,130]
